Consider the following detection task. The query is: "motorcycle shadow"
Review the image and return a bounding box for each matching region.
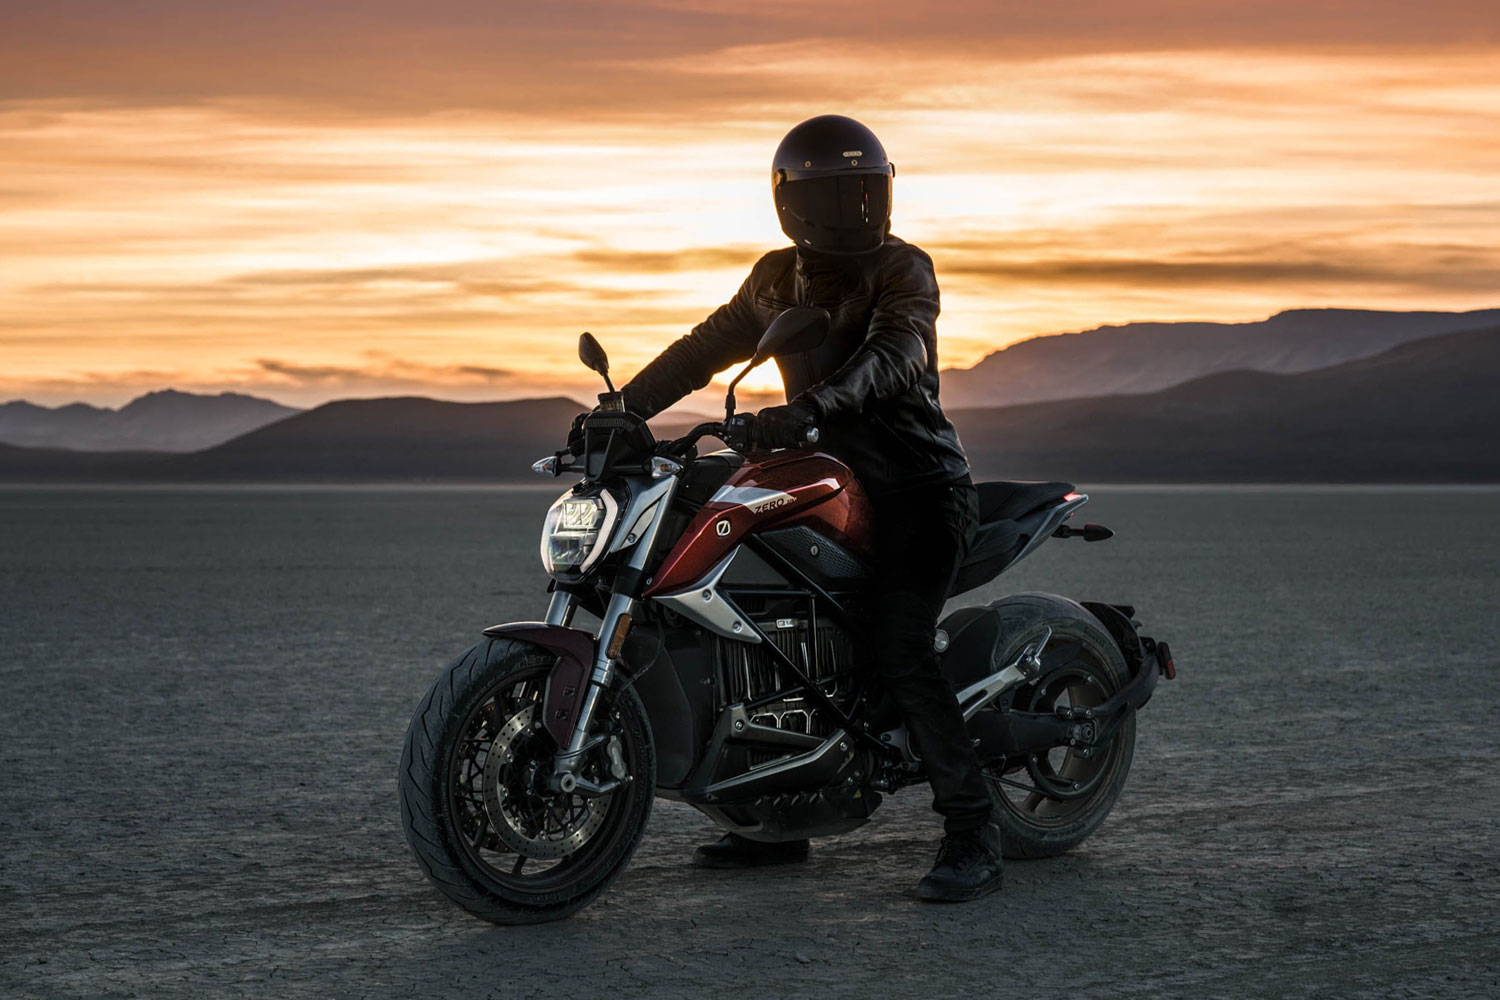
[619,825,1103,911]
[400,845,1111,997]
[391,829,1123,999]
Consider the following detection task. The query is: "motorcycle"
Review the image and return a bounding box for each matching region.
[398,307,1177,924]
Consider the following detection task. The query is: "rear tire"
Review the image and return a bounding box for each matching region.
[398,638,654,924]
[952,593,1136,860]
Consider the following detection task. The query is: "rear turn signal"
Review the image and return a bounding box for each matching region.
[1053,522,1114,541]
[1156,640,1176,680]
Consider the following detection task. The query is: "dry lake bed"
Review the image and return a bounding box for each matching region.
[2,485,1498,999]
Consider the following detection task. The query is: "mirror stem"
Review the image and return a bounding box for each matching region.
[724,359,757,420]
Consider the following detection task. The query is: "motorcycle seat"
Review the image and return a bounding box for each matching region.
[949,481,1075,597]
[975,480,1075,523]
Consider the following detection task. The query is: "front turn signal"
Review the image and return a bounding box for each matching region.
[606,613,633,659]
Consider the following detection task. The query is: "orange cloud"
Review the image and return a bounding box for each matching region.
[2,32,1498,406]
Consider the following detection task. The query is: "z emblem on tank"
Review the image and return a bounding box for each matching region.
[715,519,731,536]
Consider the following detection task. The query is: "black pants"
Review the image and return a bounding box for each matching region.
[868,479,993,834]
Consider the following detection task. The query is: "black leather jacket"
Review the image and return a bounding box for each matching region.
[621,235,971,496]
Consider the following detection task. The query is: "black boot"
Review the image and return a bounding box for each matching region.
[916,821,1004,902]
[692,833,810,869]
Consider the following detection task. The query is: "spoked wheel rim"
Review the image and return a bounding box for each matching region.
[984,635,1126,828]
[447,666,629,890]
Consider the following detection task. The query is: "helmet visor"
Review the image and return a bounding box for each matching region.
[775,173,891,236]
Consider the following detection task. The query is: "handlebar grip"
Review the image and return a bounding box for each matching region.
[801,425,820,446]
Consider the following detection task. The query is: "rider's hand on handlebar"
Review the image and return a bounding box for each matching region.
[566,410,590,456]
[751,401,819,450]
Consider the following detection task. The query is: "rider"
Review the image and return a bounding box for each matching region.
[584,115,1003,901]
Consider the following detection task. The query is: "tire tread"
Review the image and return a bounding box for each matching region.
[397,638,654,924]
[973,594,1138,861]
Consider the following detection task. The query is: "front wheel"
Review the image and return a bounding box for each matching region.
[398,638,655,924]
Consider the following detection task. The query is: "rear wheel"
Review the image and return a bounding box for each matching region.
[398,638,654,924]
[970,596,1136,859]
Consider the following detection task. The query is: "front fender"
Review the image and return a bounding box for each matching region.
[481,622,596,748]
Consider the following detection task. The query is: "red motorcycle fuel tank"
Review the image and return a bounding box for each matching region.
[644,449,874,596]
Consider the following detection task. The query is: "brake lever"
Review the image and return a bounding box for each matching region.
[656,439,698,463]
[661,421,721,458]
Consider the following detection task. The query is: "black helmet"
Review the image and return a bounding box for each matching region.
[772,115,894,255]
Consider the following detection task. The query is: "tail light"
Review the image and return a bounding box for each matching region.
[1156,640,1176,680]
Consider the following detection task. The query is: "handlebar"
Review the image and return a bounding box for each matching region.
[667,415,819,456]
[546,412,821,478]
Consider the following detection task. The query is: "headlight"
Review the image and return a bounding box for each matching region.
[539,488,619,576]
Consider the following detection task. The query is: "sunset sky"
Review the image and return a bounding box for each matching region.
[3,1,1498,408]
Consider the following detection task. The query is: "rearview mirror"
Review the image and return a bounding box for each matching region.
[752,307,830,364]
[578,331,614,392]
[723,307,831,420]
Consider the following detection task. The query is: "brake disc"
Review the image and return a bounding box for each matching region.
[481,703,610,860]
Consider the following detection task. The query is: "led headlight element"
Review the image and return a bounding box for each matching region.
[559,497,601,531]
[539,488,619,576]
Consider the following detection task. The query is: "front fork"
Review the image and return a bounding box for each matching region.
[545,479,675,790]
[544,587,629,793]
[543,588,575,627]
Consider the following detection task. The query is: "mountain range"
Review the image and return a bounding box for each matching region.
[0,389,300,452]
[3,322,1496,483]
[949,323,1500,482]
[8,307,1498,454]
[938,306,1500,409]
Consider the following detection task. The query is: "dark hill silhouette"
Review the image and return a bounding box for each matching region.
[950,323,1500,482]
[185,396,586,479]
[0,396,587,481]
[939,307,1500,409]
[0,442,168,477]
[2,328,1497,483]
[0,389,300,452]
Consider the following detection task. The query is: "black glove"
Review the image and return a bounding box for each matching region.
[566,411,590,456]
[752,400,819,450]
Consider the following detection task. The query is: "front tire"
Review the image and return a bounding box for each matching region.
[398,638,654,924]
